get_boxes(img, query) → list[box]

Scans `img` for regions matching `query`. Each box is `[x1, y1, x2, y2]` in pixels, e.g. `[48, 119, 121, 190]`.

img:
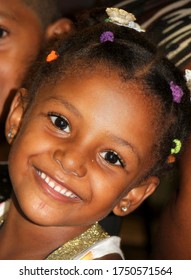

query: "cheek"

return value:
[90, 170, 128, 205]
[0, 59, 22, 84]
[8, 121, 55, 183]
[0, 70, 26, 119]
[8, 139, 29, 186]
[8, 126, 39, 171]
[0, 67, 18, 105]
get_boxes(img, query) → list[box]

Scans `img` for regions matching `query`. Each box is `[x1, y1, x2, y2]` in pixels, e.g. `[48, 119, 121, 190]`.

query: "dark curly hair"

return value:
[22, 7, 191, 181]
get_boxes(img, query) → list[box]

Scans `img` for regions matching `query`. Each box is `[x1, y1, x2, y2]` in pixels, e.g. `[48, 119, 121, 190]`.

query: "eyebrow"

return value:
[109, 134, 140, 161]
[47, 97, 82, 118]
[0, 11, 18, 22]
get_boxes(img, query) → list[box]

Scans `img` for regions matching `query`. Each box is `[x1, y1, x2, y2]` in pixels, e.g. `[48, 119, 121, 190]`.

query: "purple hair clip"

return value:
[170, 81, 184, 103]
[100, 31, 114, 43]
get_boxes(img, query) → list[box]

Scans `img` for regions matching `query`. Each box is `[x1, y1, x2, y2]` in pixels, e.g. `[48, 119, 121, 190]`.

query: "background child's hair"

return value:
[22, 0, 62, 28]
[22, 7, 191, 182]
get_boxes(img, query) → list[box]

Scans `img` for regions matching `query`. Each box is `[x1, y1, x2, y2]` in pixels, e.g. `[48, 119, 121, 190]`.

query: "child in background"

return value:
[0, 7, 191, 260]
[0, 0, 73, 201]
[0, 0, 73, 160]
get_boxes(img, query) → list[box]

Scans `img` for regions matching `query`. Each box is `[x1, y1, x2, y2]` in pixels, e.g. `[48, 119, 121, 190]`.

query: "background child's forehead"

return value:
[0, 0, 40, 19]
[19, 0, 62, 28]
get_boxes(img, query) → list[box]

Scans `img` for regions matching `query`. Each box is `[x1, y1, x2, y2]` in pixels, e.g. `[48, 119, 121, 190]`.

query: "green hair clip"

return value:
[171, 139, 182, 154]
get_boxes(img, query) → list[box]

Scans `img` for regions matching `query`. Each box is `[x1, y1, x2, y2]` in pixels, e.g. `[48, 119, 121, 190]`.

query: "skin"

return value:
[0, 0, 73, 160]
[0, 70, 159, 259]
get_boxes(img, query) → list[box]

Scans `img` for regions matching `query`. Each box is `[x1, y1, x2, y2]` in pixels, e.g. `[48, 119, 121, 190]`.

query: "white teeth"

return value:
[60, 189, 67, 195]
[41, 172, 46, 179]
[70, 194, 77, 198]
[45, 177, 50, 184]
[48, 181, 55, 188]
[54, 186, 61, 192]
[64, 190, 72, 197]
[37, 170, 77, 199]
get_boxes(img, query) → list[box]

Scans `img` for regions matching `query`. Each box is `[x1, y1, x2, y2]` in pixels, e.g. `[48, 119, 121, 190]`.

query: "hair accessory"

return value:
[105, 7, 145, 32]
[46, 50, 59, 62]
[100, 31, 115, 43]
[170, 81, 184, 103]
[167, 154, 176, 164]
[171, 139, 182, 155]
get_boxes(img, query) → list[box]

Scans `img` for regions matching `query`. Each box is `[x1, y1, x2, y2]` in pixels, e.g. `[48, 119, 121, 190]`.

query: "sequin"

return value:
[46, 223, 109, 260]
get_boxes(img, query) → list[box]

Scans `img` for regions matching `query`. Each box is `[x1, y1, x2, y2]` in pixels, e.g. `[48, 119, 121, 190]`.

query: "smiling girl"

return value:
[0, 7, 191, 260]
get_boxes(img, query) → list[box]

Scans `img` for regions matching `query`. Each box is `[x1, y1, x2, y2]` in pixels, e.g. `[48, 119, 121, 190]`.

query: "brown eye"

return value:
[49, 114, 70, 133]
[100, 151, 125, 167]
[0, 27, 8, 38]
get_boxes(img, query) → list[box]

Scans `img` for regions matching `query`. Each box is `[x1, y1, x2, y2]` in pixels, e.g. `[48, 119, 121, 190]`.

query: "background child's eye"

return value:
[100, 151, 125, 167]
[0, 27, 8, 39]
[49, 114, 70, 133]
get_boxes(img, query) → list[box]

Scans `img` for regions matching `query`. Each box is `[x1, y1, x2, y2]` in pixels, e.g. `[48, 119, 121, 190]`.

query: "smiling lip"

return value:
[36, 169, 79, 201]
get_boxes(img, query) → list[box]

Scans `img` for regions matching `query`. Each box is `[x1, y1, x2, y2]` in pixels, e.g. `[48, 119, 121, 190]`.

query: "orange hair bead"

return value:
[46, 50, 59, 62]
[167, 154, 176, 164]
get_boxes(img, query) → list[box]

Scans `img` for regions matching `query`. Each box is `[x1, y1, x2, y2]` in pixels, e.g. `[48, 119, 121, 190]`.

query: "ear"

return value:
[113, 176, 159, 216]
[45, 18, 74, 41]
[5, 88, 27, 144]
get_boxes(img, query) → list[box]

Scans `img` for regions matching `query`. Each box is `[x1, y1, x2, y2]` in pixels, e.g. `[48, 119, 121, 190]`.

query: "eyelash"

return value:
[48, 112, 70, 133]
[100, 150, 125, 168]
[0, 27, 9, 39]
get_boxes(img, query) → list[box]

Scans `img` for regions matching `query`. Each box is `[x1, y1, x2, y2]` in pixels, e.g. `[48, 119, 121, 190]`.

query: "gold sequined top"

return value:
[46, 223, 109, 260]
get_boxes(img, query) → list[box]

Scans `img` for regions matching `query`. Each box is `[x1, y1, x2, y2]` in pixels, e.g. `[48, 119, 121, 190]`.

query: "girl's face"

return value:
[8, 72, 159, 227]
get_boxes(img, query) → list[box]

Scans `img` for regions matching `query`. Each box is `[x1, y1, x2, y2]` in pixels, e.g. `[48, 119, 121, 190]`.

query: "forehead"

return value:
[39, 67, 161, 123]
[0, 0, 41, 28]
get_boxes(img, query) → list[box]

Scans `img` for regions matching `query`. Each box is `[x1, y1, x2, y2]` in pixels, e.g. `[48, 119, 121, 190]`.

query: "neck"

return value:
[0, 198, 90, 260]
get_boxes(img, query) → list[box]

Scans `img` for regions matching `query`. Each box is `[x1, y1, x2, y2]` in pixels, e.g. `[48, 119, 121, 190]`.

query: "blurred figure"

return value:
[0, 0, 74, 200]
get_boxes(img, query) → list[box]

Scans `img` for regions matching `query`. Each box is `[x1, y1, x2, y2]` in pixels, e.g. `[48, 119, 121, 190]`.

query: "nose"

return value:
[53, 148, 87, 178]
